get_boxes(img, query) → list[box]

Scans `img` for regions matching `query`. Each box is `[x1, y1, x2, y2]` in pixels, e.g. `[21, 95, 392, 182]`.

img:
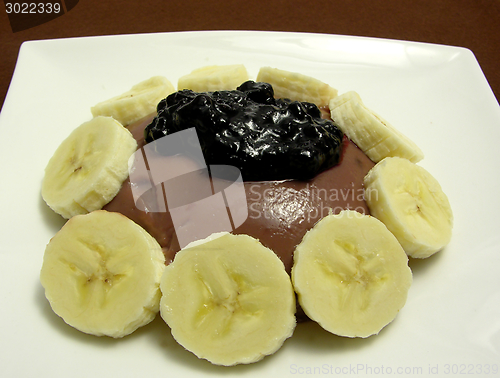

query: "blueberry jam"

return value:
[144, 81, 344, 181]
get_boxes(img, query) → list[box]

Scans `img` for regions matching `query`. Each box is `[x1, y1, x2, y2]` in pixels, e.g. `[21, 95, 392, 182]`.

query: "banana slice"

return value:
[329, 91, 424, 163]
[364, 157, 453, 258]
[160, 232, 296, 366]
[291, 210, 412, 338]
[40, 210, 165, 338]
[41, 116, 137, 219]
[256, 66, 338, 107]
[178, 64, 249, 92]
[91, 76, 175, 126]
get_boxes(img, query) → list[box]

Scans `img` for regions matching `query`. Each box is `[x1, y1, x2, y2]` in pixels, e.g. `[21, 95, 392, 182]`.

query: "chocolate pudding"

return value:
[104, 114, 375, 273]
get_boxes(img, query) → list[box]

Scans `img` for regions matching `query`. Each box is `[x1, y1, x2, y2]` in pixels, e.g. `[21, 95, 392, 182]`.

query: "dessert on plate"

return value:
[39, 64, 453, 366]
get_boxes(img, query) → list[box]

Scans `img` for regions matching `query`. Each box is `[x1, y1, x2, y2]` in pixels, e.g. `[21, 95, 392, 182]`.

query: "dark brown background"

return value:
[1, 0, 499, 110]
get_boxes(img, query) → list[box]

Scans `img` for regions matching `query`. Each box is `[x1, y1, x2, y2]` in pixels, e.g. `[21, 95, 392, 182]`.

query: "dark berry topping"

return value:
[144, 81, 344, 181]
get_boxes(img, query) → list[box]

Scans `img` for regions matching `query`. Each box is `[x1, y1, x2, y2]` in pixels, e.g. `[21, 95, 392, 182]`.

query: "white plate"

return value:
[1, 31, 499, 377]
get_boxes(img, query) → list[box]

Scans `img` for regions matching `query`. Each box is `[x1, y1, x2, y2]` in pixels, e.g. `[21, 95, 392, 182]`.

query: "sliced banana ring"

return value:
[41, 116, 137, 219]
[91, 76, 175, 126]
[178, 64, 250, 92]
[160, 232, 296, 366]
[329, 91, 424, 163]
[291, 210, 412, 338]
[257, 66, 338, 107]
[364, 156, 453, 258]
[40, 210, 165, 338]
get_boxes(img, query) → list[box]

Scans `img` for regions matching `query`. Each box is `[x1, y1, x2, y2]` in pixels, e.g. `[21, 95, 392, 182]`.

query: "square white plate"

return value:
[1, 31, 499, 377]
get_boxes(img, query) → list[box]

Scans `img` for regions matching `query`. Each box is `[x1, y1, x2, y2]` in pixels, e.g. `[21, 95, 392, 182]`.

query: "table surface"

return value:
[1, 0, 499, 110]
